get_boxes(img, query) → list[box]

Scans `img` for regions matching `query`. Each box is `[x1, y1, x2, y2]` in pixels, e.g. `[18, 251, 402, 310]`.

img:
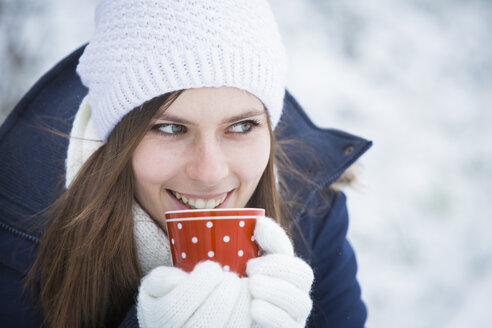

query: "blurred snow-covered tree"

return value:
[0, 0, 96, 124]
[0, 0, 48, 123]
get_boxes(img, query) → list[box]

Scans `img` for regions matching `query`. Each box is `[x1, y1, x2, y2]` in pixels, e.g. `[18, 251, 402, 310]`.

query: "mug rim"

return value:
[164, 207, 265, 214]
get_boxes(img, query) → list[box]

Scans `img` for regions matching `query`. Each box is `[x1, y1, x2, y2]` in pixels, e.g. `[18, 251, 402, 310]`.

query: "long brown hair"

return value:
[28, 90, 288, 327]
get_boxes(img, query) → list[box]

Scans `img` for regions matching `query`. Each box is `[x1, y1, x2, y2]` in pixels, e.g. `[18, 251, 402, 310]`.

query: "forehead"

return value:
[162, 87, 265, 118]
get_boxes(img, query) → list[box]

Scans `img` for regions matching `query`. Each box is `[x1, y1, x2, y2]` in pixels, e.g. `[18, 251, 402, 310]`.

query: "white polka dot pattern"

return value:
[164, 213, 263, 277]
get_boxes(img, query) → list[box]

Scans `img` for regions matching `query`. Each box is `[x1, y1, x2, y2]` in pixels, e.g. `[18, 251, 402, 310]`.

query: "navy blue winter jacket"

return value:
[0, 45, 371, 327]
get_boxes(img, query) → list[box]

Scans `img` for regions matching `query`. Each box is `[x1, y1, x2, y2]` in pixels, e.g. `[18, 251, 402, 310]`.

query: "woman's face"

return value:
[132, 87, 271, 222]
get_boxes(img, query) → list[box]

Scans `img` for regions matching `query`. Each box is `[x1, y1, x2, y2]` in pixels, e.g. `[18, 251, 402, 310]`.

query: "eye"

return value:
[153, 123, 187, 136]
[227, 120, 260, 134]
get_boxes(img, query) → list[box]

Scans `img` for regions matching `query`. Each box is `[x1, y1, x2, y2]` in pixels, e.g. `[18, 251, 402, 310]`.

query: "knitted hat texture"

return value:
[77, 0, 288, 141]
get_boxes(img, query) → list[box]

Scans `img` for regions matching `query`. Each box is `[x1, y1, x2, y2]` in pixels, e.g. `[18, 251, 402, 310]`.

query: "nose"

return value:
[185, 135, 229, 186]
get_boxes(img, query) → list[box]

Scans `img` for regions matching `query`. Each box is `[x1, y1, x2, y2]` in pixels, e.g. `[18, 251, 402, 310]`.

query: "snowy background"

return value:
[1, 0, 491, 327]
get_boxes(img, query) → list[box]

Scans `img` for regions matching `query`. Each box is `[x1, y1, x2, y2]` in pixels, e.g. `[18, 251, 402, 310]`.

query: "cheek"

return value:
[232, 134, 271, 182]
[132, 140, 177, 188]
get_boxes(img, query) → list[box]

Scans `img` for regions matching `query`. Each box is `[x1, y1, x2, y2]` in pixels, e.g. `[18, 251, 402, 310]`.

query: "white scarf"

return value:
[65, 96, 172, 276]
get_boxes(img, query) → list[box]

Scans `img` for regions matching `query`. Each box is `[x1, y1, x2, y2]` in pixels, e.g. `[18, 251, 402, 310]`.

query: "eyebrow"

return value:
[157, 109, 266, 125]
[222, 110, 266, 124]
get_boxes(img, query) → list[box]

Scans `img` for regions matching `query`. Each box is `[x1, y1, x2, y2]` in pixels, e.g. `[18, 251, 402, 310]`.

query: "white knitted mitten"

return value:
[247, 217, 314, 328]
[137, 261, 252, 328]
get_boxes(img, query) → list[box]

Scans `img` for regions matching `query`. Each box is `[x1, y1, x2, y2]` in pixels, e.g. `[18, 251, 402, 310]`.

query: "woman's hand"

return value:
[247, 217, 314, 328]
[137, 261, 252, 328]
[136, 216, 314, 328]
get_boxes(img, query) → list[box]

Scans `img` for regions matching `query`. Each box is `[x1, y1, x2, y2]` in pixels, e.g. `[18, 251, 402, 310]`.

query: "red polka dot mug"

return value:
[165, 208, 264, 277]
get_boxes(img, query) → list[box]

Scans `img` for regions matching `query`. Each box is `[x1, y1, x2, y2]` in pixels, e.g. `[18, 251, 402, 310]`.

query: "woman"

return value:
[0, 0, 370, 327]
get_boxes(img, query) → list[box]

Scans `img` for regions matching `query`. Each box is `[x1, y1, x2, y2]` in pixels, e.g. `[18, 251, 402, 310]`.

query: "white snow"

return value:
[1, 0, 491, 327]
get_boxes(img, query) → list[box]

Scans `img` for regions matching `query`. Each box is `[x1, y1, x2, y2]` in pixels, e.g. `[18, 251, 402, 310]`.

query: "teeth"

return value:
[206, 199, 215, 208]
[171, 190, 227, 209]
[194, 199, 205, 209]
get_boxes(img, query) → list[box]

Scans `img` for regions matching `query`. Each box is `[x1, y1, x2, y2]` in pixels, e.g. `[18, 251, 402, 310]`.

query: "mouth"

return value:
[166, 189, 230, 209]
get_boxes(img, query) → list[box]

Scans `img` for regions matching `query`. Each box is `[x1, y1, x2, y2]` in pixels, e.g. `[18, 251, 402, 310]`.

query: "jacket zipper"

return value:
[0, 221, 40, 244]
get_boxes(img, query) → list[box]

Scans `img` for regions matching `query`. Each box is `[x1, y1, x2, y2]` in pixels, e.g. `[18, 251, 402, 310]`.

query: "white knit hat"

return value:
[76, 0, 288, 141]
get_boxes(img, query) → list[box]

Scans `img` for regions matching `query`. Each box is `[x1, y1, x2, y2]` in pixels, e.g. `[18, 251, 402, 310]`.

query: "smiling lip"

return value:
[166, 189, 232, 209]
